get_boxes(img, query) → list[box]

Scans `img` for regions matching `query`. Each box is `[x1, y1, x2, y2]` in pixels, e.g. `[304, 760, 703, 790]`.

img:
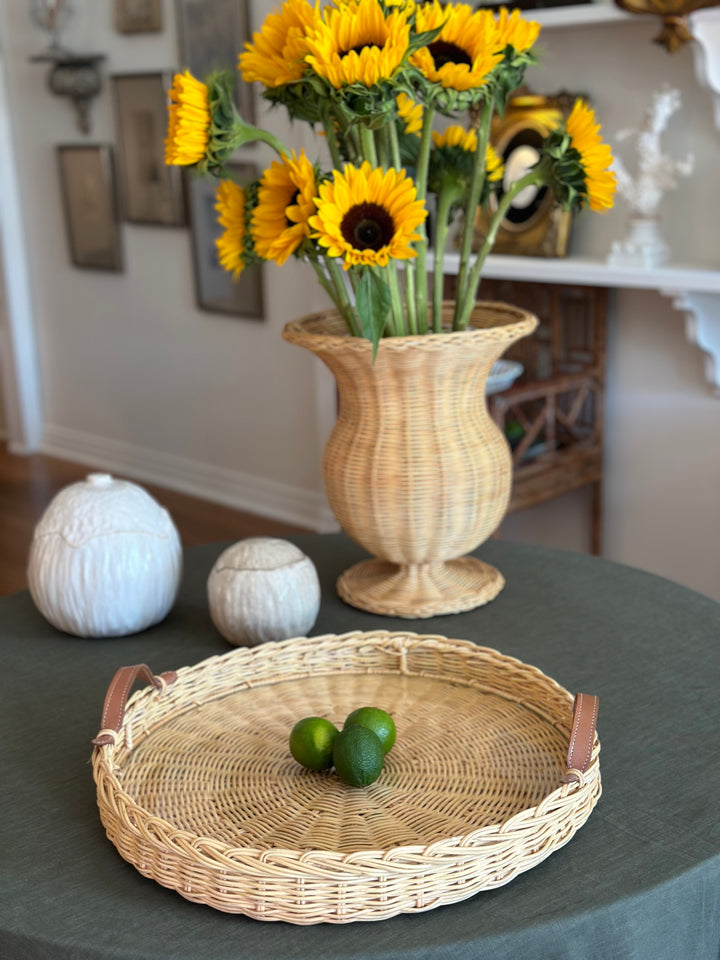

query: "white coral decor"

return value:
[207, 537, 320, 646]
[28, 473, 182, 637]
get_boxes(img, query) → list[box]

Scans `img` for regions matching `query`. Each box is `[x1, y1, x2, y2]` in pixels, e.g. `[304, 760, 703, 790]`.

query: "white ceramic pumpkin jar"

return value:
[207, 537, 320, 646]
[28, 473, 182, 637]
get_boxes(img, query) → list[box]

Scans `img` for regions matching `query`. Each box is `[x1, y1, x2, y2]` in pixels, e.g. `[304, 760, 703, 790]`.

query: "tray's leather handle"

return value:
[91, 664, 177, 746]
[562, 692, 599, 785]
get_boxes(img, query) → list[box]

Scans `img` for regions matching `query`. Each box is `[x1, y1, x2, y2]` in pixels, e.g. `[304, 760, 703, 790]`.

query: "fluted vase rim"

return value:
[282, 301, 538, 354]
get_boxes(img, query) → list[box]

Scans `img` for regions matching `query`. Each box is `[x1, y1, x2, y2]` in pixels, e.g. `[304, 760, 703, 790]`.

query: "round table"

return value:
[2, 536, 719, 960]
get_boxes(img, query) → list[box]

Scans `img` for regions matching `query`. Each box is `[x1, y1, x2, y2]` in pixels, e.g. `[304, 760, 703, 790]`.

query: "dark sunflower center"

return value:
[428, 40, 472, 70]
[285, 189, 301, 227]
[341, 202, 395, 251]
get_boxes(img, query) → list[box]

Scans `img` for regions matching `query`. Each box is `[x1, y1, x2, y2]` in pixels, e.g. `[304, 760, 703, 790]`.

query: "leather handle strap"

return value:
[562, 692, 599, 784]
[91, 664, 177, 746]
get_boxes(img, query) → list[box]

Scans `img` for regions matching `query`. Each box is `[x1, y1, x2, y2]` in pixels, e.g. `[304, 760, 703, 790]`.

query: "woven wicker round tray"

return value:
[91, 631, 601, 924]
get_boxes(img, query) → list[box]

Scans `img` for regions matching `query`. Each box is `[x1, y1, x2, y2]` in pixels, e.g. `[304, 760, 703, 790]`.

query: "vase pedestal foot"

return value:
[336, 556, 505, 619]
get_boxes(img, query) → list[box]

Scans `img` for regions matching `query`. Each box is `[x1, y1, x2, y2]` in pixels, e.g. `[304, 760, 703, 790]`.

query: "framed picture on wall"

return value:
[57, 145, 124, 271]
[186, 163, 264, 319]
[176, 0, 255, 123]
[112, 72, 186, 226]
[114, 0, 163, 33]
[473, 93, 575, 257]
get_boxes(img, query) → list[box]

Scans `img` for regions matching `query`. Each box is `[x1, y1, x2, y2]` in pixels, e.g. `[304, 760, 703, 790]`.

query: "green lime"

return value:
[332, 725, 385, 787]
[289, 717, 339, 771]
[344, 706, 396, 754]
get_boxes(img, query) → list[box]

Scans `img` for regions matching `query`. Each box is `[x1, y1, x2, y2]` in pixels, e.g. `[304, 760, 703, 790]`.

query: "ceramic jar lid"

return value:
[33, 473, 178, 547]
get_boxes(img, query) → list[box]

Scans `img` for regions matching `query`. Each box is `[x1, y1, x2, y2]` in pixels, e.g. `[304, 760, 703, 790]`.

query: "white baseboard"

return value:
[42, 424, 340, 534]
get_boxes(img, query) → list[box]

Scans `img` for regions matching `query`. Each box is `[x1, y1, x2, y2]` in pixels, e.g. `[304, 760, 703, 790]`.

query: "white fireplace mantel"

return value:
[439, 252, 720, 395]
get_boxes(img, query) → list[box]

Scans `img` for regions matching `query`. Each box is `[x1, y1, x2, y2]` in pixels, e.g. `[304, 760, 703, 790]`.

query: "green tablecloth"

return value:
[2, 536, 719, 960]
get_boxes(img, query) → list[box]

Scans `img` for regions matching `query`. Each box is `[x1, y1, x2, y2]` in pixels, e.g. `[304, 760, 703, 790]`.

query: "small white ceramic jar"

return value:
[28, 473, 182, 637]
[207, 537, 320, 646]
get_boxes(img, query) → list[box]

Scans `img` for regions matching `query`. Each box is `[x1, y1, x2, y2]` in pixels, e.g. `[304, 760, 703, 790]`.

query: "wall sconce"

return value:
[613, 0, 720, 52]
[29, 1, 105, 133]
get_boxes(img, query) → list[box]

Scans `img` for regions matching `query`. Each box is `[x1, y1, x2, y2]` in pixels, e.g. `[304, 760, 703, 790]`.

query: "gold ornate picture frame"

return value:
[473, 93, 576, 258]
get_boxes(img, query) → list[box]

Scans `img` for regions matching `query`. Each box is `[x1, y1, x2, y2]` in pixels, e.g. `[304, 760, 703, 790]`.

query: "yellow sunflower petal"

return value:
[305, 0, 410, 89]
[251, 150, 318, 265]
[485, 143, 504, 182]
[494, 7, 540, 54]
[239, 0, 318, 88]
[165, 71, 210, 166]
[396, 92, 423, 136]
[432, 125, 477, 152]
[411, 2, 502, 92]
[567, 99, 617, 212]
[215, 180, 248, 278]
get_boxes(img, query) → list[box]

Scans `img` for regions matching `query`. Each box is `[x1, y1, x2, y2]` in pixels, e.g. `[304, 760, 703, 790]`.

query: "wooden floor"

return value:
[0, 443, 308, 597]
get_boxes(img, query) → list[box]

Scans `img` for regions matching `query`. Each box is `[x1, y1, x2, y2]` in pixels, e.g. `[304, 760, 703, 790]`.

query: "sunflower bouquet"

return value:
[165, 0, 616, 354]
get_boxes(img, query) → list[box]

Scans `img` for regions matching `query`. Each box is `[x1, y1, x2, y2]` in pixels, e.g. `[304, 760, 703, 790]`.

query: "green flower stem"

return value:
[359, 125, 378, 167]
[456, 167, 546, 331]
[227, 120, 289, 159]
[387, 119, 417, 334]
[321, 112, 344, 171]
[404, 263, 417, 335]
[432, 187, 459, 333]
[325, 257, 360, 337]
[308, 255, 340, 308]
[413, 103, 436, 333]
[452, 99, 493, 329]
[387, 117, 403, 173]
[386, 262, 407, 336]
[376, 125, 391, 169]
[345, 127, 362, 165]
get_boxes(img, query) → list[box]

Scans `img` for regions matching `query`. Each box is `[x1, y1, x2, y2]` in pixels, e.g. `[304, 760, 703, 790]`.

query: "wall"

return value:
[1, 1, 719, 599]
[0, 0, 337, 529]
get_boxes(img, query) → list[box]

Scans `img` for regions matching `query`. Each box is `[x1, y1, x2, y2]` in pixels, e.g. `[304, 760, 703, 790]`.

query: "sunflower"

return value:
[239, 0, 318, 88]
[251, 151, 318, 265]
[429, 125, 476, 197]
[486, 143, 504, 182]
[493, 7, 540, 55]
[215, 180, 248, 278]
[304, 0, 411, 89]
[397, 92, 423, 135]
[309, 161, 426, 269]
[165, 71, 211, 166]
[411, 2, 502, 92]
[432, 125, 477, 152]
[565, 99, 616, 212]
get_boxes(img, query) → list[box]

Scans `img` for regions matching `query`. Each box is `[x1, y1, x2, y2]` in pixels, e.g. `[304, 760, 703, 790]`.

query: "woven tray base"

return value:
[336, 557, 505, 617]
[119, 672, 565, 853]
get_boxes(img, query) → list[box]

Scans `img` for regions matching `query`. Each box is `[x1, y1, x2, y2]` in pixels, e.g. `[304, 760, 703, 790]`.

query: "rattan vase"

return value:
[282, 302, 538, 617]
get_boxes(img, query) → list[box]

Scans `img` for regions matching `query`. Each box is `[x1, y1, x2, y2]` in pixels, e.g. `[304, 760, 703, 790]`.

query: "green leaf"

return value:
[356, 270, 390, 360]
[407, 23, 445, 54]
